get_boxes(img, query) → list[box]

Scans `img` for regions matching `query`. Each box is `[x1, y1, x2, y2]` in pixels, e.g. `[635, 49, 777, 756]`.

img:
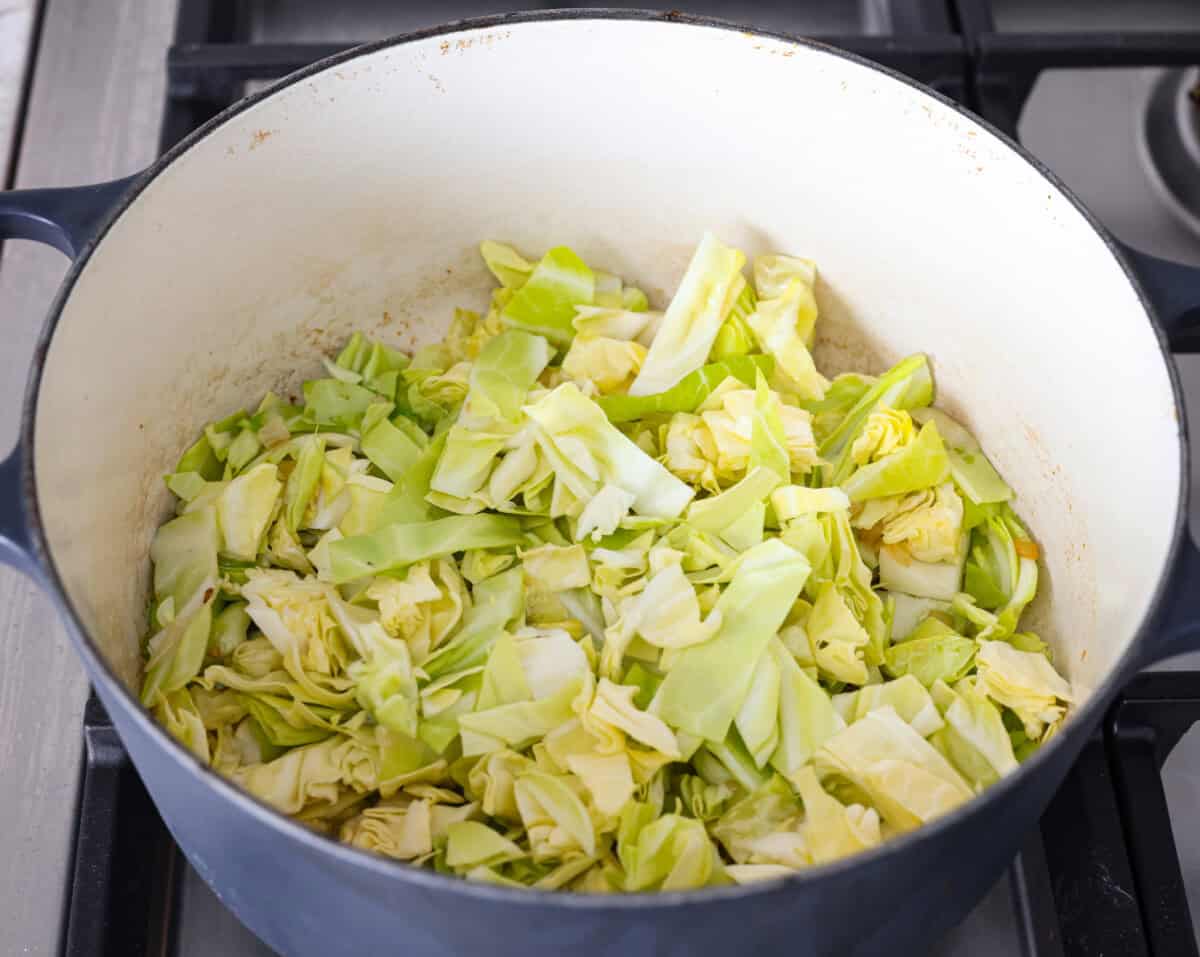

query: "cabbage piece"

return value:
[480, 240, 535, 289]
[364, 432, 447, 529]
[571, 305, 660, 344]
[234, 734, 375, 815]
[141, 507, 220, 704]
[242, 570, 352, 686]
[513, 769, 596, 859]
[651, 539, 810, 741]
[733, 646, 781, 768]
[815, 706, 972, 832]
[446, 820, 526, 869]
[460, 548, 517, 585]
[711, 313, 756, 362]
[429, 331, 553, 507]
[710, 273, 758, 361]
[466, 749, 536, 821]
[802, 373, 873, 444]
[686, 466, 782, 533]
[807, 580, 870, 686]
[960, 506, 1039, 635]
[520, 543, 591, 592]
[154, 688, 210, 762]
[217, 463, 282, 562]
[612, 562, 720, 655]
[856, 481, 964, 565]
[629, 233, 747, 397]
[834, 674, 944, 737]
[850, 407, 915, 465]
[711, 776, 807, 869]
[338, 474, 393, 537]
[884, 632, 976, 687]
[562, 336, 646, 394]
[303, 378, 376, 431]
[402, 363, 470, 429]
[975, 640, 1072, 740]
[501, 246, 595, 346]
[769, 639, 845, 775]
[361, 417, 423, 483]
[791, 766, 881, 865]
[458, 677, 583, 756]
[597, 356, 772, 423]
[754, 254, 816, 301]
[912, 408, 1012, 506]
[523, 383, 695, 519]
[698, 730, 767, 792]
[366, 559, 467, 664]
[705, 386, 819, 482]
[517, 631, 591, 701]
[718, 502, 765, 551]
[239, 693, 336, 748]
[750, 370, 791, 481]
[889, 593, 950, 641]
[357, 340, 412, 398]
[210, 602, 251, 657]
[422, 566, 525, 680]
[667, 386, 817, 491]
[771, 486, 850, 520]
[575, 484, 637, 543]
[333, 332, 370, 372]
[800, 510, 887, 667]
[166, 471, 209, 503]
[461, 329, 554, 430]
[341, 799, 436, 860]
[565, 751, 635, 817]
[746, 262, 827, 401]
[174, 433, 223, 481]
[820, 354, 935, 483]
[589, 678, 680, 759]
[664, 413, 720, 492]
[327, 514, 524, 584]
[349, 626, 421, 736]
[878, 533, 967, 602]
[842, 420, 949, 502]
[930, 678, 1017, 787]
[621, 812, 725, 890]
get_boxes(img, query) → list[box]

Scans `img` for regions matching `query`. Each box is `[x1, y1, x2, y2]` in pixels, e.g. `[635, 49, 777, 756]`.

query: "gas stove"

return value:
[24, 1, 1200, 955]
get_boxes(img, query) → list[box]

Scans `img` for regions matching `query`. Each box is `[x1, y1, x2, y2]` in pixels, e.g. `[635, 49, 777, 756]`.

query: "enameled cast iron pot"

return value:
[5, 12, 1200, 956]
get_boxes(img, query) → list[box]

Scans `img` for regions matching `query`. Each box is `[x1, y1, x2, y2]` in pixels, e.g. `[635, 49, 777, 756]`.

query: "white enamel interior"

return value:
[32, 19, 1181, 704]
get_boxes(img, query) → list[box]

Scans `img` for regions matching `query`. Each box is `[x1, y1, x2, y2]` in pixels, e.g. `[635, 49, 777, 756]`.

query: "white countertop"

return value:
[0, 1, 174, 953]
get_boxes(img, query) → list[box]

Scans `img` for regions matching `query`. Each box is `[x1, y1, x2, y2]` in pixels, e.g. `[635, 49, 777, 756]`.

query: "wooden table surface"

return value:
[0, 2, 175, 952]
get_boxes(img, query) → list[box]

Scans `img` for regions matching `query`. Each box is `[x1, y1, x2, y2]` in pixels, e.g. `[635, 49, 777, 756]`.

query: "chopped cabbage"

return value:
[629, 232, 747, 397]
[145, 236, 1066, 891]
[523, 382, 695, 519]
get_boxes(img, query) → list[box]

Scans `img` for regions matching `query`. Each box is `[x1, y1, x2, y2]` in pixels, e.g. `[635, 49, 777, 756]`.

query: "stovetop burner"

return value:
[1143, 67, 1200, 238]
[53, 2, 1200, 955]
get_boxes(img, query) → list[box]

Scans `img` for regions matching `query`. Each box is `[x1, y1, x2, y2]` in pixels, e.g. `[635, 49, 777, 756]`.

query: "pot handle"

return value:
[0, 175, 136, 258]
[0, 175, 137, 580]
[0, 447, 38, 580]
[1120, 241, 1200, 662]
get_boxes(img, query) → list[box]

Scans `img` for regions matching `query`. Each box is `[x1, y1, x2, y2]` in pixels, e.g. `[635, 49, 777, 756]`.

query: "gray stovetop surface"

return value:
[6, 2, 1200, 954]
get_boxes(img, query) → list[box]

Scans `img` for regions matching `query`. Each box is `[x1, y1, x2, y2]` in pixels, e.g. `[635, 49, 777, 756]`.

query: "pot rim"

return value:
[18, 8, 1190, 910]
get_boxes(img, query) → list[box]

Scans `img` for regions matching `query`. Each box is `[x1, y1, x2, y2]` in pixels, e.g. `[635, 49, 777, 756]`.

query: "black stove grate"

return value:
[59, 2, 1200, 955]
